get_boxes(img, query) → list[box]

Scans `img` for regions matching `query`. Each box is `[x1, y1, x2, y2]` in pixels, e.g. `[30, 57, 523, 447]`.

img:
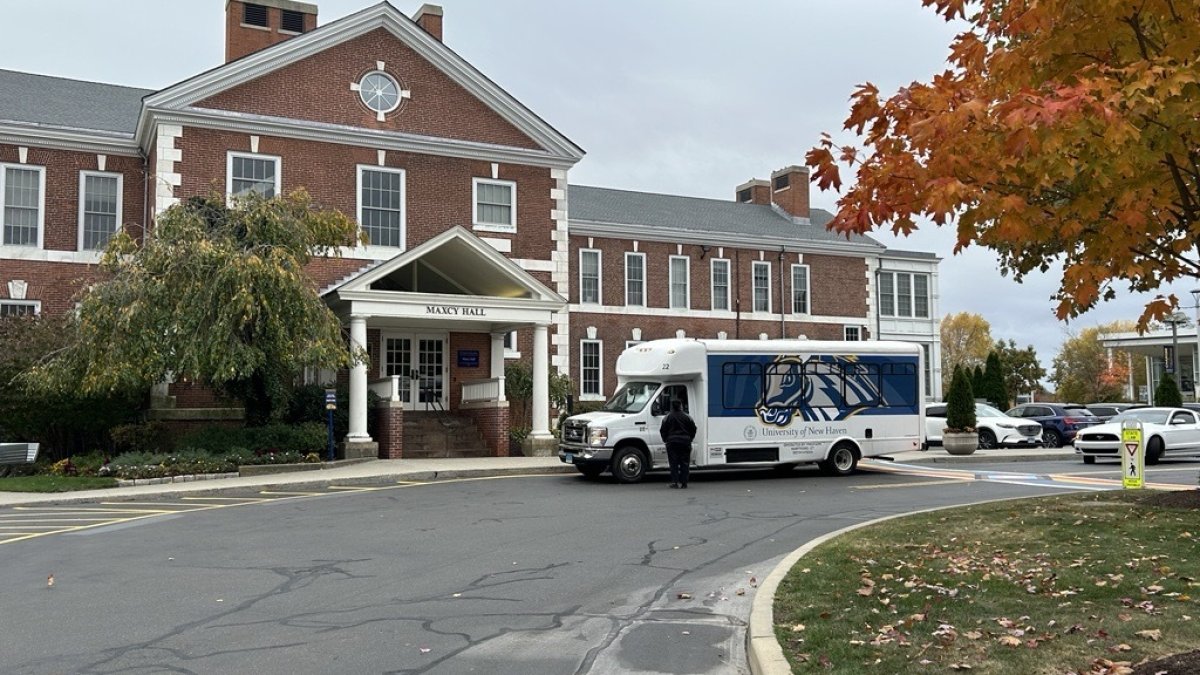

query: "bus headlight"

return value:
[588, 426, 608, 446]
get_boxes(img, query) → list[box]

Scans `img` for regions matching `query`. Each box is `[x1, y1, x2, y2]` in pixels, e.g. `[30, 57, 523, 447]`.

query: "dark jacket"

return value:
[659, 410, 698, 445]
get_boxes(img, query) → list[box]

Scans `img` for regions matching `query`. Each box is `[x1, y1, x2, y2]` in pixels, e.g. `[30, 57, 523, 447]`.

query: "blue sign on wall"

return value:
[458, 350, 480, 368]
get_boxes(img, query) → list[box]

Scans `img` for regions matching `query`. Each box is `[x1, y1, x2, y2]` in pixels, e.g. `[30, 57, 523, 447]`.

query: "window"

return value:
[280, 9, 306, 33]
[243, 2, 268, 26]
[722, 361, 763, 409]
[358, 71, 402, 115]
[791, 264, 809, 314]
[0, 301, 39, 317]
[580, 340, 602, 398]
[625, 340, 644, 350]
[752, 261, 771, 313]
[79, 172, 122, 251]
[878, 271, 931, 318]
[473, 178, 516, 231]
[922, 344, 932, 397]
[2, 164, 44, 247]
[773, 174, 789, 190]
[711, 259, 730, 311]
[669, 256, 689, 309]
[737, 188, 752, 203]
[357, 166, 405, 248]
[227, 153, 279, 199]
[624, 252, 645, 306]
[844, 326, 861, 341]
[503, 331, 520, 358]
[579, 249, 601, 304]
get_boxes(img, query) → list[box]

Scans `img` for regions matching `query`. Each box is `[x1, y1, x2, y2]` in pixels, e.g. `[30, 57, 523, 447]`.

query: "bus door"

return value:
[650, 384, 693, 466]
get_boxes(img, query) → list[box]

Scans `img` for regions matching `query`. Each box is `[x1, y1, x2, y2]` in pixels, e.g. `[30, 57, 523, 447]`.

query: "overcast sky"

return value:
[2, 0, 1194, 383]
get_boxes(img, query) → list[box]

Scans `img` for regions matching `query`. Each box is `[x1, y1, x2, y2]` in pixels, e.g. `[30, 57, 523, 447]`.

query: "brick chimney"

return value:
[226, 0, 318, 63]
[413, 4, 444, 41]
[769, 165, 811, 220]
[735, 179, 770, 206]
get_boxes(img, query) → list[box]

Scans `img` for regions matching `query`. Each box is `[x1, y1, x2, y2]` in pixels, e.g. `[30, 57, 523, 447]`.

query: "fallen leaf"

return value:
[677, 593, 692, 600]
[419, 647, 431, 654]
[964, 631, 983, 640]
[791, 623, 806, 632]
[857, 587, 874, 596]
[1136, 629, 1162, 641]
[998, 636, 1022, 647]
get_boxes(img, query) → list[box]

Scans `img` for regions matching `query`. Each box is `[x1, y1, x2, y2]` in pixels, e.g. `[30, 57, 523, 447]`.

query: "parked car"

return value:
[925, 402, 1044, 450]
[1085, 402, 1146, 422]
[1004, 403, 1102, 447]
[1074, 406, 1200, 464]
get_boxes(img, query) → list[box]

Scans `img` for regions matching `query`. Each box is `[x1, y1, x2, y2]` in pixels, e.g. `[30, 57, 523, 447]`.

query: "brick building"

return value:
[0, 1, 940, 458]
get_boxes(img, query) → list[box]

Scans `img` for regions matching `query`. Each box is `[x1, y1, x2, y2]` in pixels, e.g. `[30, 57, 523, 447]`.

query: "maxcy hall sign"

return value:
[426, 305, 486, 317]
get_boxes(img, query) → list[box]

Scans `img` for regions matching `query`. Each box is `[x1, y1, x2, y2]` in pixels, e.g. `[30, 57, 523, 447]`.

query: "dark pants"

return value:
[666, 442, 691, 486]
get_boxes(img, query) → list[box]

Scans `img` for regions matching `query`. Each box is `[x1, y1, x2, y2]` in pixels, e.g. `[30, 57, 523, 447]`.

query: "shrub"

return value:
[110, 422, 172, 454]
[176, 423, 326, 455]
[285, 384, 379, 439]
[945, 365, 977, 432]
[1156, 373, 1183, 407]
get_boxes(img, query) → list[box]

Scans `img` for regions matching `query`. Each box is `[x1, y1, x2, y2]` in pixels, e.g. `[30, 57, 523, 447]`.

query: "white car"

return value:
[925, 402, 1044, 450]
[1074, 407, 1200, 465]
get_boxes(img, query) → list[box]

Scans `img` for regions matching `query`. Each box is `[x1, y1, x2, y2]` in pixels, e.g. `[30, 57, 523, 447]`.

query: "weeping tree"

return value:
[27, 191, 366, 425]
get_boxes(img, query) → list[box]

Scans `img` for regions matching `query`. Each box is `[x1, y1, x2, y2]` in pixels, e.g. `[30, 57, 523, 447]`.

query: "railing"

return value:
[461, 377, 505, 404]
[369, 376, 403, 402]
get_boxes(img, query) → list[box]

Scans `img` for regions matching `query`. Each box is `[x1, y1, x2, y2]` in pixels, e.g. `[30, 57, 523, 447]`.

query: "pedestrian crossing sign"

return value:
[1121, 423, 1144, 489]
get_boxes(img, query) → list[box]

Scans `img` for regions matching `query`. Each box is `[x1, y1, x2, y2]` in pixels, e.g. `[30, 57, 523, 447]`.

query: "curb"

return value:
[901, 451, 1077, 465]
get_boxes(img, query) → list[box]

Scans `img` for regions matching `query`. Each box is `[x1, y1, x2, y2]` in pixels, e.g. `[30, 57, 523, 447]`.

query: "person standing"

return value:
[659, 399, 697, 489]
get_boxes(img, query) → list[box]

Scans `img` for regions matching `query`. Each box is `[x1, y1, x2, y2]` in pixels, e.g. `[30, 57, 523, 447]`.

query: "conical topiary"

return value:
[946, 365, 978, 432]
[1156, 373, 1183, 407]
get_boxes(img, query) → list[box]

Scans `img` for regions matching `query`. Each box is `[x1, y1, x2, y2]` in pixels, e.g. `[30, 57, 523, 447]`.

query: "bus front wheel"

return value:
[820, 444, 859, 476]
[612, 446, 647, 483]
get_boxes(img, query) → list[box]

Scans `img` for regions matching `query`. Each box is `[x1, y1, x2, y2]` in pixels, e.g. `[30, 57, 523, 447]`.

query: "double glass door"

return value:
[382, 334, 446, 408]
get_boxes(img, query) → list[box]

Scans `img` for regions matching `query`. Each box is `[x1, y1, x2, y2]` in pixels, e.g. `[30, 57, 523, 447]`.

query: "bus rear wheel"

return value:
[820, 443, 859, 476]
[611, 446, 647, 483]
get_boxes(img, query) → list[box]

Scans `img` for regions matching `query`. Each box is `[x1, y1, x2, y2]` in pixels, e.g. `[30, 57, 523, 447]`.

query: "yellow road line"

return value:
[180, 496, 271, 502]
[326, 485, 386, 491]
[257, 490, 325, 496]
[0, 517, 115, 522]
[19, 506, 178, 514]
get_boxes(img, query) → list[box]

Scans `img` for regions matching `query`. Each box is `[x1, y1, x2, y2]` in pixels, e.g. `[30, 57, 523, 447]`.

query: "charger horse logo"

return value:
[756, 355, 880, 427]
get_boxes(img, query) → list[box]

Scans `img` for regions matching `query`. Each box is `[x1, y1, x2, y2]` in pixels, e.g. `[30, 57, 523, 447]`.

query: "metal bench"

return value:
[0, 442, 40, 465]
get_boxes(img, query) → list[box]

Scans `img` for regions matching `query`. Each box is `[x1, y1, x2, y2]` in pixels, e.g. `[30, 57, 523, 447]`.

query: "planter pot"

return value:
[943, 431, 978, 455]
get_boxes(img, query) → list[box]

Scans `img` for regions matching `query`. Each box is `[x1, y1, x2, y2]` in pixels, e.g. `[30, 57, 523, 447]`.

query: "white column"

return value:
[348, 314, 372, 442]
[530, 323, 552, 439]
[491, 331, 507, 402]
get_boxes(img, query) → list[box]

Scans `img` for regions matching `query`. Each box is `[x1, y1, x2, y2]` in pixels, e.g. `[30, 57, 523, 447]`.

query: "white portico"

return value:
[322, 226, 566, 454]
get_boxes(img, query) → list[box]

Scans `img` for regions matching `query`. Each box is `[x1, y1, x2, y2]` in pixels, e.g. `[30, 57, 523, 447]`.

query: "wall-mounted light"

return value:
[700, 245, 711, 259]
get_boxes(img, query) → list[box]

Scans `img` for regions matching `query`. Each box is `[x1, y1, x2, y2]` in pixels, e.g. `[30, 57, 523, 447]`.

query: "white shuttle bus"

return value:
[558, 338, 924, 482]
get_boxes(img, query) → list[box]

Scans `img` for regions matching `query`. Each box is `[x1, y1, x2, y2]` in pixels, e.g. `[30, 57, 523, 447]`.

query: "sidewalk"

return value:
[0, 446, 1078, 507]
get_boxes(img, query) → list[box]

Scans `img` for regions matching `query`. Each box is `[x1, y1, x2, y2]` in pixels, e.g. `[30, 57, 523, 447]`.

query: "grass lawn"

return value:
[0, 475, 119, 492]
[774, 491, 1199, 674]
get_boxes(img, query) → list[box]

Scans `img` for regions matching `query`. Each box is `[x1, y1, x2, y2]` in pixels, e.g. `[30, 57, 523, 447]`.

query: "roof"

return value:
[0, 69, 152, 136]
[568, 185, 882, 247]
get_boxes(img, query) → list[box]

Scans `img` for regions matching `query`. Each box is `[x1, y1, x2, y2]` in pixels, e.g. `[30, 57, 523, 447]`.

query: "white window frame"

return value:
[625, 252, 646, 307]
[878, 271, 931, 319]
[78, 171, 123, 252]
[791, 263, 810, 315]
[579, 248, 602, 305]
[752, 261, 772, 313]
[226, 151, 281, 199]
[504, 330, 521, 359]
[356, 165, 407, 250]
[710, 258, 730, 311]
[1, 163, 46, 249]
[471, 177, 517, 233]
[844, 325, 862, 341]
[669, 255, 690, 309]
[0, 300, 41, 317]
[580, 339, 604, 400]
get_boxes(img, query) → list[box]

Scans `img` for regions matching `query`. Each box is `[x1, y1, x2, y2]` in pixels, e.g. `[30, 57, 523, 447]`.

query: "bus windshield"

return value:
[601, 381, 659, 414]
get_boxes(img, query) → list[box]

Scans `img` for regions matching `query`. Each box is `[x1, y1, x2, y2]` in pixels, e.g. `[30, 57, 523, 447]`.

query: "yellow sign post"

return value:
[1121, 422, 1144, 489]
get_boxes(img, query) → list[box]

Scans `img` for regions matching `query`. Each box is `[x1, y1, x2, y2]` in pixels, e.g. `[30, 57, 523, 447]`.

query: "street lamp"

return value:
[1162, 312, 1187, 387]
[1191, 289, 1200, 399]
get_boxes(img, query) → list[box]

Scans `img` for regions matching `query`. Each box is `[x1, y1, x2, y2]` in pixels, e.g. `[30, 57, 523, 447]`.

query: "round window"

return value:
[358, 71, 402, 114]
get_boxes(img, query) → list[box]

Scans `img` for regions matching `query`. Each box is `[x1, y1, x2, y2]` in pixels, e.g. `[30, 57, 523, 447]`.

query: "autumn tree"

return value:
[940, 312, 992, 393]
[808, 1, 1200, 328]
[1050, 325, 1132, 403]
[993, 339, 1046, 402]
[28, 191, 365, 425]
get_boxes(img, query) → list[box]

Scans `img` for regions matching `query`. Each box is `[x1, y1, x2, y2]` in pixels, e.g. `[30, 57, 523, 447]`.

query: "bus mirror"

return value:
[651, 401, 662, 416]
